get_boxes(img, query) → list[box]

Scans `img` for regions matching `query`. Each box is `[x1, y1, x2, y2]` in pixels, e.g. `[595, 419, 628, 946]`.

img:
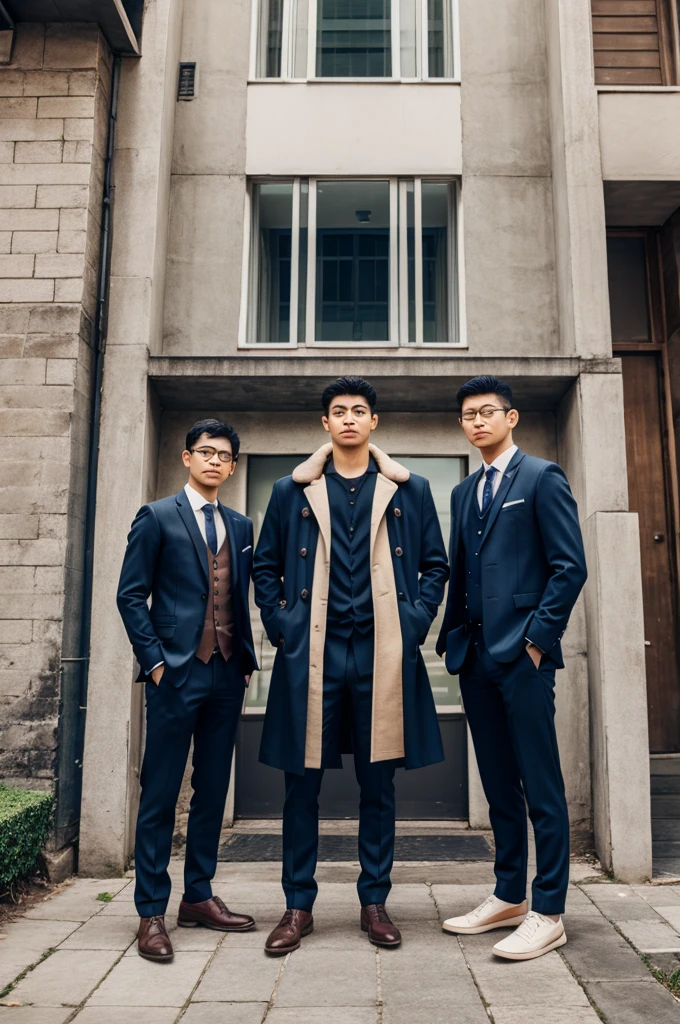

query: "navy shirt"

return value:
[325, 456, 378, 637]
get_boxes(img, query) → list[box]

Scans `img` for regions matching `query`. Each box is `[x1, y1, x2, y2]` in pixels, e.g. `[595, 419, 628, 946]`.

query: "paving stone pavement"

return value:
[0, 863, 679, 1022]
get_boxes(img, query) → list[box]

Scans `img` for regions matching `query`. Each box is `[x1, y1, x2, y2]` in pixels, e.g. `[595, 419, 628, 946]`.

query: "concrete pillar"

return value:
[79, 0, 184, 876]
[543, 0, 612, 359]
[559, 374, 652, 881]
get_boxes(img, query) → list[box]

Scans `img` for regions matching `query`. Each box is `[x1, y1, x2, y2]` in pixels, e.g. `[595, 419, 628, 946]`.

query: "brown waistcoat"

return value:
[195, 539, 235, 663]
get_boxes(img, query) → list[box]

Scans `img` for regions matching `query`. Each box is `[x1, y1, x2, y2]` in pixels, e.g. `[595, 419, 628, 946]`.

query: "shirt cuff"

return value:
[148, 661, 164, 674]
[525, 638, 545, 654]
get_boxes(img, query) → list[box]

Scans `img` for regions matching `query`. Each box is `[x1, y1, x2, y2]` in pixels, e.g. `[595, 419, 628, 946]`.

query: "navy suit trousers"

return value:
[460, 635, 570, 915]
[134, 653, 246, 916]
[282, 631, 396, 911]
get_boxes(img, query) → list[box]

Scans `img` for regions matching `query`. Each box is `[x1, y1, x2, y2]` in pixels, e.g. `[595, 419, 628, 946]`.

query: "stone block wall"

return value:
[0, 23, 111, 818]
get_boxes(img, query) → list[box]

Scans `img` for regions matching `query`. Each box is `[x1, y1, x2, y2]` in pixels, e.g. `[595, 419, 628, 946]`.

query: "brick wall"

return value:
[0, 23, 111, 816]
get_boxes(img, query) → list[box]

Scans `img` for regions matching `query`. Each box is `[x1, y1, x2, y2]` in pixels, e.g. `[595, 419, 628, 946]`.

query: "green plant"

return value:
[96, 892, 114, 902]
[0, 785, 53, 890]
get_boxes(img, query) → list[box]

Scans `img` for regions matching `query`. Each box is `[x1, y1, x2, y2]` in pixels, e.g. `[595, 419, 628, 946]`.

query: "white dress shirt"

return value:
[149, 485, 226, 675]
[184, 482, 226, 553]
[476, 444, 518, 510]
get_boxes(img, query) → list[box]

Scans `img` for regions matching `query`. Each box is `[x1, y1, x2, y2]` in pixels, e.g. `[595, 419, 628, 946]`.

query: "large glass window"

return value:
[245, 453, 464, 711]
[256, 0, 456, 79]
[246, 177, 460, 347]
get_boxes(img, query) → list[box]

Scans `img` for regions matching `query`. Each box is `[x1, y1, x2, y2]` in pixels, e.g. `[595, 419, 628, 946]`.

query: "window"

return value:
[255, 0, 456, 79]
[244, 178, 461, 347]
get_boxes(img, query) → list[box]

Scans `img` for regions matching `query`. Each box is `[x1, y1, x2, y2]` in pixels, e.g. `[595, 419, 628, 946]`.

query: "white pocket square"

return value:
[242, 545, 252, 552]
[502, 499, 524, 508]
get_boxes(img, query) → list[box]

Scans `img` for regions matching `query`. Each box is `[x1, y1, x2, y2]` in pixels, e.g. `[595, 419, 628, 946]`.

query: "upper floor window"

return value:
[255, 0, 456, 80]
[242, 177, 462, 347]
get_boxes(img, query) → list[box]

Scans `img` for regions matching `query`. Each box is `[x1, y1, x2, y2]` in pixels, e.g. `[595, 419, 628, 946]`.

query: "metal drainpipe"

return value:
[55, 56, 122, 859]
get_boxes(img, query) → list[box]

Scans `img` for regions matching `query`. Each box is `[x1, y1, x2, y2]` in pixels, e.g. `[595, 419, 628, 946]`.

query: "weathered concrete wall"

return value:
[0, 24, 111, 805]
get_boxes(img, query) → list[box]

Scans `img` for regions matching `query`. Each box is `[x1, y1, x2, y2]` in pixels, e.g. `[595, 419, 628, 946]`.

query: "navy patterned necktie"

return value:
[202, 503, 219, 554]
[481, 466, 497, 518]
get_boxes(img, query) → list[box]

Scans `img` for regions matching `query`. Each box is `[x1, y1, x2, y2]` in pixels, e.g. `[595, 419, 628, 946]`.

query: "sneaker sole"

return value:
[492, 932, 567, 961]
[264, 921, 314, 956]
[442, 914, 527, 935]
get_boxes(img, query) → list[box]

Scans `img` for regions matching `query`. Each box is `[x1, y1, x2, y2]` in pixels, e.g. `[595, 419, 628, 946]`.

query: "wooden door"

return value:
[621, 353, 680, 751]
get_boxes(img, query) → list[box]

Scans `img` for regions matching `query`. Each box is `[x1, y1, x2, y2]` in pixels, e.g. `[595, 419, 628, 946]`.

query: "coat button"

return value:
[201, 594, 207, 600]
[395, 547, 403, 557]
[300, 547, 307, 557]
[279, 598, 287, 609]
[394, 508, 402, 518]
[301, 588, 309, 600]
[301, 507, 310, 518]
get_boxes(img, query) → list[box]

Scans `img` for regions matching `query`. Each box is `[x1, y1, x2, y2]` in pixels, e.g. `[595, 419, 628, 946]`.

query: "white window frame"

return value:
[250, 0, 460, 82]
[239, 176, 466, 349]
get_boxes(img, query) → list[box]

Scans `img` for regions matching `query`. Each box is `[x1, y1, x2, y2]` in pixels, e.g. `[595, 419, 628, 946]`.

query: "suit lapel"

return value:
[176, 490, 210, 586]
[218, 503, 239, 587]
[478, 449, 526, 551]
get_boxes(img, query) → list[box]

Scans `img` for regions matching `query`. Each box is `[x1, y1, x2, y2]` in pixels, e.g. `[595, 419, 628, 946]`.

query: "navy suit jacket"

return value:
[436, 449, 587, 674]
[117, 489, 258, 687]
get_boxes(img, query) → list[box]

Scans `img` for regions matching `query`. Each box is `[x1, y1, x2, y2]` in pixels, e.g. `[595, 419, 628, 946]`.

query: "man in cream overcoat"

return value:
[253, 377, 449, 955]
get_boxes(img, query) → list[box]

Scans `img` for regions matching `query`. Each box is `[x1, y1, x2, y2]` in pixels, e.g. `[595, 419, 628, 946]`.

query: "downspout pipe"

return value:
[56, 56, 122, 859]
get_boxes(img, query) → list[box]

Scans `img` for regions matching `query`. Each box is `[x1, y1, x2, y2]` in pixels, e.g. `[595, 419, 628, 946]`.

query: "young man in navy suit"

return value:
[117, 419, 258, 962]
[437, 376, 587, 961]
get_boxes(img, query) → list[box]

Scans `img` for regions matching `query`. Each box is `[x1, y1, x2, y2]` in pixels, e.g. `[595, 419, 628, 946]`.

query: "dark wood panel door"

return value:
[621, 353, 680, 751]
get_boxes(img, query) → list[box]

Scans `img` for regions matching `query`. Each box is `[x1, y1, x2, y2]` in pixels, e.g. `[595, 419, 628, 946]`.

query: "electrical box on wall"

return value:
[178, 62, 197, 100]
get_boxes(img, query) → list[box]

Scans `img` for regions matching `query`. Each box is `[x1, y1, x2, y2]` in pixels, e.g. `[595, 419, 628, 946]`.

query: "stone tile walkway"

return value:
[0, 862, 679, 1023]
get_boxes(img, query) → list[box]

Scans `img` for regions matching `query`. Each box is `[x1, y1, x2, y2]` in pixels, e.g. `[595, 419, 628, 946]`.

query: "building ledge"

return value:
[3, 1, 141, 55]
[147, 356, 618, 412]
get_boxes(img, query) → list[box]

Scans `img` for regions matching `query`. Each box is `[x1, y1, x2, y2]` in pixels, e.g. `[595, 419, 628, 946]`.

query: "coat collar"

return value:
[292, 442, 410, 485]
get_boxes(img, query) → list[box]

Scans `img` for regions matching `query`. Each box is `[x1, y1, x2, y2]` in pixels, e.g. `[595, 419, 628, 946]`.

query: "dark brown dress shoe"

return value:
[264, 909, 314, 956]
[138, 915, 174, 962]
[177, 895, 255, 932]
[361, 904, 402, 948]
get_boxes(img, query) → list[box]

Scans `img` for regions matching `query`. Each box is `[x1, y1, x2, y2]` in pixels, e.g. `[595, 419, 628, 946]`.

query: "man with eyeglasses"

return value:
[117, 419, 258, 962]
[436, 376, 587, 961]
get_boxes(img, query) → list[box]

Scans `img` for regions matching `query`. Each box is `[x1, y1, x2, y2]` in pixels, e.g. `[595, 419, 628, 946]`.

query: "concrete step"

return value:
[651, 775, 680, 795]
[650, 755, 680, 776]
[652, 794, 680, 816]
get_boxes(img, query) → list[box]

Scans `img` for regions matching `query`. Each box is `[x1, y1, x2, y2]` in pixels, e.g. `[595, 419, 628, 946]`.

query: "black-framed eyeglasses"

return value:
[191, 447, 234, 464]
[460, 406, 507, 423]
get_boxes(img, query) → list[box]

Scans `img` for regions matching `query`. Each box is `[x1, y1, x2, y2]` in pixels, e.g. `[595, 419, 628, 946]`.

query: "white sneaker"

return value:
[492, 911, 567, 960]
[442, 895, 528, 935]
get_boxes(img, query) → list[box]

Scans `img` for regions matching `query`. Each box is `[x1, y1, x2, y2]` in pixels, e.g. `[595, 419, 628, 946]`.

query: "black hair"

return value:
[456, 376, 513, 412]
[321, 377, 377, 415]
[185, 419, 240, 460]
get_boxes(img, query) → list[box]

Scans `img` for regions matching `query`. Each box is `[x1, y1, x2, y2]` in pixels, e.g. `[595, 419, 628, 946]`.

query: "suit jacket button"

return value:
[279, 599, 287, 609]
[300, 547, 307, 557]
[301, 507, 310, 518]
[395, 546, 403, 557]
[301, 588, 309, 600]
[394, 508, 402, 518]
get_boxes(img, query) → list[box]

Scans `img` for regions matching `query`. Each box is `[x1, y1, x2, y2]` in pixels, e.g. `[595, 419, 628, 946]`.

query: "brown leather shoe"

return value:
[138, 915, 174, 962]
[361, 904, 402, 948]
[264, 909, 314, 956]
[177, 895, 255, 932]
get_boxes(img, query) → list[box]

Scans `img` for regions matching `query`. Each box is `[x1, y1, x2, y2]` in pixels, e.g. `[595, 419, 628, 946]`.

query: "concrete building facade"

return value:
[1, 0, 678, 883]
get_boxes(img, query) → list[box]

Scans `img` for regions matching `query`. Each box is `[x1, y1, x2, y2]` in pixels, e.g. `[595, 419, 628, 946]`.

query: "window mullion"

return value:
[391, 0, 401, 78]
[398, 181, 408, 345]
[289, 178, 300, 346]
[414, 177, 423, 345]
[281, 0, 292, 78]
[306, 0, 317, 79]
[390, 178, 399, 345]
[420, 0, 428, 80]
[305, 178, 317, 344]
